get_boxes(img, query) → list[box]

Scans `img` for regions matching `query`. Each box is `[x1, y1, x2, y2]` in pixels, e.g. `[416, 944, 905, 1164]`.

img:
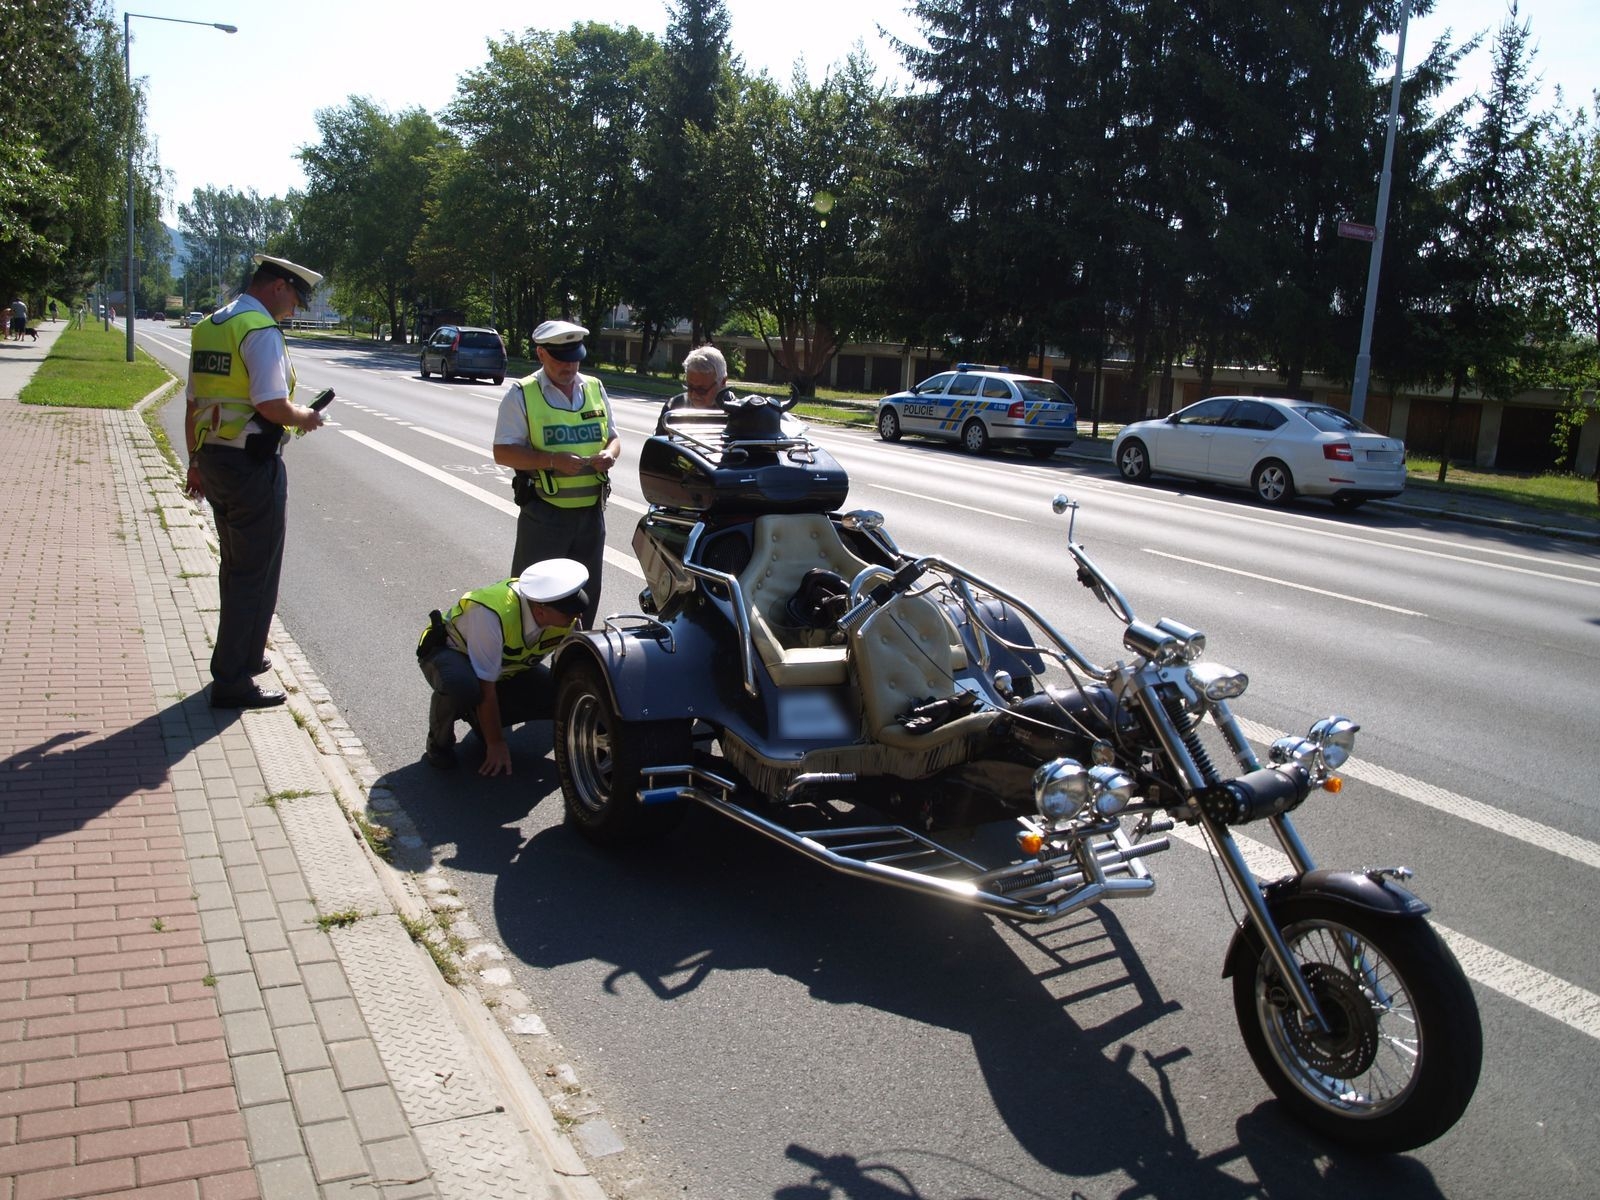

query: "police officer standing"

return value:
[184, 253, 326, 709]
[493, 320, 620, 629]
[416, 558, 588, 776]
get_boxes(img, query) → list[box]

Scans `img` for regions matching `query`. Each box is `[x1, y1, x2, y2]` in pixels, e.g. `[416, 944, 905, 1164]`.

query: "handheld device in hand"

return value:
[311, 388, 335, 410]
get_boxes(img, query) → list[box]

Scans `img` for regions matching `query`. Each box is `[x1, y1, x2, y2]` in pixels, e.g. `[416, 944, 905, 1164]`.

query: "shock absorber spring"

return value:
[1163, 693, 1220, 785]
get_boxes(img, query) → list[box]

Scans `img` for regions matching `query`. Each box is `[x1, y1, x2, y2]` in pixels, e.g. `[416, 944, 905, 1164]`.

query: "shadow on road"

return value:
[464, 802, 1448, 1200]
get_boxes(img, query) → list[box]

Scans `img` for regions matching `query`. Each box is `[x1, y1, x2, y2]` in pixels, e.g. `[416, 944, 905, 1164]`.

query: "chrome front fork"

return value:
[1136, 685, 1330, 1030]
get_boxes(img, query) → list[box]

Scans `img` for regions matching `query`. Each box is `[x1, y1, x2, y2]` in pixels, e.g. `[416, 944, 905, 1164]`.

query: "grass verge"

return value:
[1403, 457, 1598, 516]
[19, 322, 172, 409]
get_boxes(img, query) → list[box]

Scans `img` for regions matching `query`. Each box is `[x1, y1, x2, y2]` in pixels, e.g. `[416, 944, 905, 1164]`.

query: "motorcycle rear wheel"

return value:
[554, 660, 689, 843]
[1231, 897, 1481, 1152]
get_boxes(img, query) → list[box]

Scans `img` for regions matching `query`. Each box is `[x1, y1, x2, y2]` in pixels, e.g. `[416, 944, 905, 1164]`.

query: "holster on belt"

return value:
[417, 610, 449, 661]
[244, 421, 286, 461]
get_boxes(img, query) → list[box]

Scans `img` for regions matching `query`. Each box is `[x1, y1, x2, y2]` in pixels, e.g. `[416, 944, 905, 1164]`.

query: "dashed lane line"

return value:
[1232, 715, 1600, 873]
[1144, 549, 1428, 616]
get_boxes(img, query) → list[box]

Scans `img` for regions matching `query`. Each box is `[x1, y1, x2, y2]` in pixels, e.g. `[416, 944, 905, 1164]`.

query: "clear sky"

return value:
[113, 0, 1594, 222]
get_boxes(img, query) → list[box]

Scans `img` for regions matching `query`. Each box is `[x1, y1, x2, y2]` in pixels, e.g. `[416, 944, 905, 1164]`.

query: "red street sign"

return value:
[1338, 220, 1377, 242]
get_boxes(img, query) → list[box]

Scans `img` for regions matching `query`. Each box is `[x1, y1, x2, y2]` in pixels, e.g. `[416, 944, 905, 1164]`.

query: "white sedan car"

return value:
[1111, 395, 1406, 509]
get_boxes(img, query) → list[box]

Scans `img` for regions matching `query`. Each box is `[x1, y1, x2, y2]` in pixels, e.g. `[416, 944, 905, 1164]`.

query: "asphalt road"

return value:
[143, 327, 1600, 1199]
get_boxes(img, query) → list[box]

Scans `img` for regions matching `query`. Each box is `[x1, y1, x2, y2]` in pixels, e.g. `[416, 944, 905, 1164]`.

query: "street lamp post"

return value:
[124, 11, 237, 364]
[1348, 0, 1412, 423]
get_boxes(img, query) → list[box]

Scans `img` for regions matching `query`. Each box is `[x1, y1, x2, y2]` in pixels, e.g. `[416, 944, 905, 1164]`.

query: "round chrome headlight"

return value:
[1087, 765, 1136, 815]
[1033, 758, 1090, 822]
[1311, 716, 1359, 769]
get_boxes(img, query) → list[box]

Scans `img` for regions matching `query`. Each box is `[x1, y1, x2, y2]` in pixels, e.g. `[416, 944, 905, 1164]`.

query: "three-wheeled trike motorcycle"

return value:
[547, 393, 1481, 1152]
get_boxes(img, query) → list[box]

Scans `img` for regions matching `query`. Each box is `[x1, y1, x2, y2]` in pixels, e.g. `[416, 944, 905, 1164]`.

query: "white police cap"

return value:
[532, 319, 588, 345]
[252, 253, 323, 294]
[510, 557, 589, 616]
[532, 319, 589, 361]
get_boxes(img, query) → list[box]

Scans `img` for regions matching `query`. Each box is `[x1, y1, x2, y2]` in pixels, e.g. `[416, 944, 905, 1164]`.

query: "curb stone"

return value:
[133, 385, 614, 1199]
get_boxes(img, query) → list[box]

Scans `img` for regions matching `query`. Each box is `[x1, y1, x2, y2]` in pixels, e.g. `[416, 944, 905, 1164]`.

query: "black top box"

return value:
[638, 421, 850, 516]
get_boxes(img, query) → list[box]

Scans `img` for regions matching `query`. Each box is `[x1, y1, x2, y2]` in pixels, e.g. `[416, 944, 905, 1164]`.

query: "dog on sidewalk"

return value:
[21, 327, 38, 341]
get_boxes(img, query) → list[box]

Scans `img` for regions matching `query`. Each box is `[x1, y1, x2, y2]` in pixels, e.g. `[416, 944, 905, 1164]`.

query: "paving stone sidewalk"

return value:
[0, 325, 592, 1200]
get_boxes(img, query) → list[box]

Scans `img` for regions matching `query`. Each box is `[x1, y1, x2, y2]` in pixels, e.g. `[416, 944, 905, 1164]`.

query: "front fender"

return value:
[1220, 869, 1432, 979]
[550, 617, 729, 723]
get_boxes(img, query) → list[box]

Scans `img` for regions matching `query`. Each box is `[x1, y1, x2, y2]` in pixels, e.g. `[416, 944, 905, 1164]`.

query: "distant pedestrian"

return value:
[493, 320, 621, 629]
[48, 299, 57, 323]
[73, 303, 86, 329]
[184, 253, 328, 709]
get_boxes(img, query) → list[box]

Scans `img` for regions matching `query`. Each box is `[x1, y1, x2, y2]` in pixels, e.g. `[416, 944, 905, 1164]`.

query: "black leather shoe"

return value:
[423, 740, 457, 769]
[252, 658, 272, 675]
[210, 682, 287, 709]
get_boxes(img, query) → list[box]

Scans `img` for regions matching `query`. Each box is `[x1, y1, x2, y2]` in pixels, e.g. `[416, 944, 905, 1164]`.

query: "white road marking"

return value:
[1143, 549, 1428, 616]
[870, 484, 1025, 521]
[336, 429, 642, 574]
[1167, 820, 1600, 1042]
[1232, 716, 1600, 872]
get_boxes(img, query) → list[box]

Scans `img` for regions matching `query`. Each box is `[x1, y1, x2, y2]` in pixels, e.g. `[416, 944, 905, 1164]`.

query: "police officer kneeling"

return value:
[416, 559, 587, 776]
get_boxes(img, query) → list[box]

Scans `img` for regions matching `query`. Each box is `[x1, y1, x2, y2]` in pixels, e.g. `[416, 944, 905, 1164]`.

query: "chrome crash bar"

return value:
[639, 766, 1171, 922]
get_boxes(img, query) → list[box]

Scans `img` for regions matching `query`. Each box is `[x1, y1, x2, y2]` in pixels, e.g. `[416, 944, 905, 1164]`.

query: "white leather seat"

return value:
[737, 514, 870, 687]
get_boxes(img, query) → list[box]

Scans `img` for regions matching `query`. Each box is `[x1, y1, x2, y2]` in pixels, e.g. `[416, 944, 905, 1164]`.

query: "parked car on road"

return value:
[419, 325, 506, 385]
[1111, 395, 1406, 509]
[876, 364, 1077, 459]
[184, 311, 204, 327]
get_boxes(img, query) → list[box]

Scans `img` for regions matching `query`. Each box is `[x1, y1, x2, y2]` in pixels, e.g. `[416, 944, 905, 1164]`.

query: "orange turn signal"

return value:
[1019, 832, 1044, 855]
[1323, 777, 1343, 793]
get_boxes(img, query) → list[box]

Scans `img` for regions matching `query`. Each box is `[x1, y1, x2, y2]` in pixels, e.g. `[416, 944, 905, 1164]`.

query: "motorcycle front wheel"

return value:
[554, 660, 690, 844]
[1231, 897, 1481, 1152]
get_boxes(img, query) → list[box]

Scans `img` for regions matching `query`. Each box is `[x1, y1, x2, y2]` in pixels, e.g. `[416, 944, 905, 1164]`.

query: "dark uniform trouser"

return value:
[418, 648, 555, 749]
[195, 446, 286, 690]
[511, 498, 605, 629]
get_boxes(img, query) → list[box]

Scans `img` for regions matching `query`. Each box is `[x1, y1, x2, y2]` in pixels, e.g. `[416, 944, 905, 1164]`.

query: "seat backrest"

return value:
[849, 591, 966, 741]
[737, 514, 871, 654]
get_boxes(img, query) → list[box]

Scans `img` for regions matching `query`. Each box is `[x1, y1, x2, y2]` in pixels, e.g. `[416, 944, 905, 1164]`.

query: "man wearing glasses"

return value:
[494, 319, 621, 630]
[655, 344, 730, 434]
[184, 253, 327, 708]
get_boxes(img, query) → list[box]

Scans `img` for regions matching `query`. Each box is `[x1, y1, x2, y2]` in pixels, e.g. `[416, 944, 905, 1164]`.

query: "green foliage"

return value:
[431, 24, 660, 353]
[1538, 93, 1600, 341]
[297, 98, 442, 340]
[38, 0, 1574, 453]
[729, 52, 894, 393]
[1428, 5, 1549, 479]
[628, 0, 737, 353]
[0, 0, 128, 301]
[176, 187, 295, 310]
[1403, 457, 1597, 512]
